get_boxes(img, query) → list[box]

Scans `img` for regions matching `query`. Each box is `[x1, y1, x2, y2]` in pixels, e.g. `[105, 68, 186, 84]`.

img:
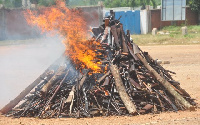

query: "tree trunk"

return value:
[110, 64, 137, 114]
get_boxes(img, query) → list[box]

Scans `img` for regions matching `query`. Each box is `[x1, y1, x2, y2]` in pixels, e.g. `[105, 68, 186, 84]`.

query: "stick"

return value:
[97, 71, 110, 83]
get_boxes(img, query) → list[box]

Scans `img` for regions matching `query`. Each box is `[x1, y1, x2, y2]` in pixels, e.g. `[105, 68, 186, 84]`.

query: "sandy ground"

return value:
[0, 44, 200, 125]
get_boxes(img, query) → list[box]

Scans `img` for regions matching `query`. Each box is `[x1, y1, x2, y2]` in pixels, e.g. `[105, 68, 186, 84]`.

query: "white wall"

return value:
[140, 10, 149, 34]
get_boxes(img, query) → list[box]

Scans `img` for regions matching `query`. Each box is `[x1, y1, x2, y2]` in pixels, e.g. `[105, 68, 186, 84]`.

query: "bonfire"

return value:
[0, 1, 196, 118]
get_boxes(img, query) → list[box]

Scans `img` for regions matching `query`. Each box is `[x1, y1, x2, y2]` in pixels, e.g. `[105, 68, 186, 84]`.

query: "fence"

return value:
[150, 7, 199, 30]
[0, 6, 103, 40]
[78, 6, 103, 27]
[0, 8, 40, 40]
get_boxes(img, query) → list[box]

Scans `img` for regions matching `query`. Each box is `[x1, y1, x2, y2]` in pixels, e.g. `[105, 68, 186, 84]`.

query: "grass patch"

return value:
[162, 26, 181, 32]
[132, 25, 200, 46]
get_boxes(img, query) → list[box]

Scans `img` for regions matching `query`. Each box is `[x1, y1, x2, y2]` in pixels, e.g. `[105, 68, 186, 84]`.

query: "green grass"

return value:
[132, 25, 200, 46]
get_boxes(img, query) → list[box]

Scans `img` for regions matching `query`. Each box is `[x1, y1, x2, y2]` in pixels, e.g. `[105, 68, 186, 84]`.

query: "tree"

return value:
[139, 0, 157, 9]
[104, 0, 138, 8]
[66, 0, 160, 8]
[130, 0, 141, 8]
[103, 0, 157, 9]
[188, 0, 200, 12]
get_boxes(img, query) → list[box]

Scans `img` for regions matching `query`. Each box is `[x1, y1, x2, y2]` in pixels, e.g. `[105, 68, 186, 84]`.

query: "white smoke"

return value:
[0, 36, 65, 109]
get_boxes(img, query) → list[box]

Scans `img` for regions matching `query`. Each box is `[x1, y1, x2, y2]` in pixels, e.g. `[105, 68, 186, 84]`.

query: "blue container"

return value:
[105, 10, 141, 34]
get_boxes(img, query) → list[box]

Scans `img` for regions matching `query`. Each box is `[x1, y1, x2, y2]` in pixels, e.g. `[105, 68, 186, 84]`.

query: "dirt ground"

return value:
[0, 44, 200, 125]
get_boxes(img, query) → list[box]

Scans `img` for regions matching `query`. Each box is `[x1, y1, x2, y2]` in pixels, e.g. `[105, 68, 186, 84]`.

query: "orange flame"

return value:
[24, 2, 101, 72]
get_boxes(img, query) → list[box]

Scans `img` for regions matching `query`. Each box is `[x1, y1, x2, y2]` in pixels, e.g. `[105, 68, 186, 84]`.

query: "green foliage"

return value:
[162, 26, 181, 32]
[139, 0, 157, 9]
[188, 0, 200, 12]
[162, 25, 200, 39]
[154, 0, 161, 5]
[103, 0, 158, 8]
[0, 0, 161, 8]
[184, 34, 194, 38]
[162, 25, 200, 33]
[104, 0, 127, 8]
[187, 25, 200, 32]
[103, 0, 139, 8]
[68, 0, 159, 8]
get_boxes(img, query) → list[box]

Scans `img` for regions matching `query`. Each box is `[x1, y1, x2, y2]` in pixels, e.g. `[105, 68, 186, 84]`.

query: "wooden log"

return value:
[78, 73, 88, 90]
[120, 24, 129, 53]
[110, 25, 120, 49]
[127, 43, 139, 60]
[126, 30, 130, 42]
[136, 53, 195, 111]
[110, 64, 137, 114]
[0, 56, 64, 114]
[40, 66, 66, 97]
[129, 78, 141, 90]
[104, 18, 109, 27]
[97, 71, 110, 83]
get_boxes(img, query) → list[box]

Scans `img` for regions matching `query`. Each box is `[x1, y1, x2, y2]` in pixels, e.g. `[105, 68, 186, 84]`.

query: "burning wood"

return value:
[1, 9, 197, 118]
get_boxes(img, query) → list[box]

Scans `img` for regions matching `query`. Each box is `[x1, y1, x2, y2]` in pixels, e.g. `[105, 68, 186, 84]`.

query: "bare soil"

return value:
[0, 44, 200, 125]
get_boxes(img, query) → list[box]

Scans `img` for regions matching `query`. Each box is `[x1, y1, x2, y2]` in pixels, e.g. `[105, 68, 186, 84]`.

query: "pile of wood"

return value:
[1, 11, 196, 118]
